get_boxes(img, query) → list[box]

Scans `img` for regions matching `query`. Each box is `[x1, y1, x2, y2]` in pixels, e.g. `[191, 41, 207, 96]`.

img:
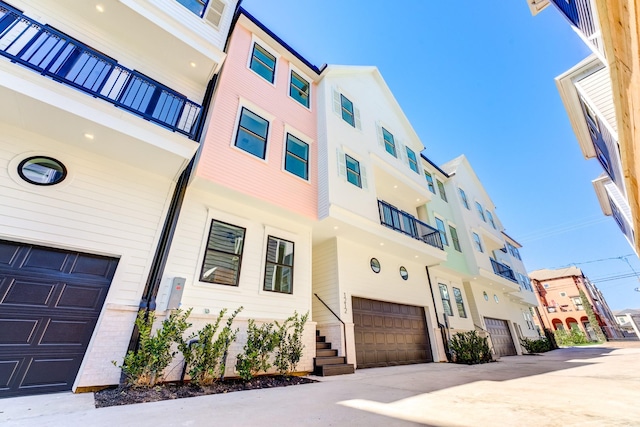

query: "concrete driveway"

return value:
[2, 342, 639, 427]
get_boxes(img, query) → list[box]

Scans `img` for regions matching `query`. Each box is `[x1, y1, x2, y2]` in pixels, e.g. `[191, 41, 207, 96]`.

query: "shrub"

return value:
[554, 327, 589, 346]
[181, 307, 242, 385]
[520, 337, 552, 353]
[449, 331, 492, 364]
[235, 320, 277, 380]
[274, 311, 309, 375]
[116, 308, 192, 386]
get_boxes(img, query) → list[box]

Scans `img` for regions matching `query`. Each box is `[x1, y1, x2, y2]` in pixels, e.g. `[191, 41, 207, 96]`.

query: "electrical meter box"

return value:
[167, 277, 186, 310]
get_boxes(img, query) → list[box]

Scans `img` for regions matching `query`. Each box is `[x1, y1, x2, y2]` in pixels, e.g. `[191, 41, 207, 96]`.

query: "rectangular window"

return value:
[437, 180, 447, 201]
[290, 70, 310, 108]
[340, 94, 355, 127]
[439, 284, 454, 317]
[284, 134, 309, 180]
[472, 232, 483, 252]
[486, 210, 496, 229]
[406, 147, 419, 173]
[459, 188, 470, 209]
[176, 0, 209, 17]
[424, 171, 436, 193]
[435, 218, 448, 246]
[235, 107, 269, 159]
[572, 296, 584, 311]
[382, 127, 397, 157]
[345, 154, 361, 188]
[475, 202, 486, 222]
[264, 236, 294, 294]
[453, 287, 467, 318]
[200, 220, 245, 286]
[449, 225, 461, 252]
[250, 43, 276, 83]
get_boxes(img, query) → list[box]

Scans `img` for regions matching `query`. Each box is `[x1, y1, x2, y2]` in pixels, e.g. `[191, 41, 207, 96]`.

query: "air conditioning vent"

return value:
[205, 0, 225, 27]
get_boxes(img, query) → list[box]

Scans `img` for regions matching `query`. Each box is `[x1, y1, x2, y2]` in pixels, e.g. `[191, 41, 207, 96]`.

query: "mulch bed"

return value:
[94, 375, 316, 408]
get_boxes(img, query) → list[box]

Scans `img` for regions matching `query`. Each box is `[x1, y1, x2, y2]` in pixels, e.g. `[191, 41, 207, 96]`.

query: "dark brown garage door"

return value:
[353, 297, 432, 368]
[485, 317, 517, 357]
[0, 240, 118, 398]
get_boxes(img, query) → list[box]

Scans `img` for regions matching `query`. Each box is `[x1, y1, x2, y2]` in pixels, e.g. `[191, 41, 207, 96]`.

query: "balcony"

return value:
[550, 0, 605, 59]
[378, 200, 443, 250]
[490, 258, 517, 283]
[0, 2, 201, 138]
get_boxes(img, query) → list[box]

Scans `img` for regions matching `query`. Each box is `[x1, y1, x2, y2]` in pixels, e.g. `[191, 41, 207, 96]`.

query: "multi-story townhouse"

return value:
[313, 65, 449, 370]
[0, 0, 237, 397]
[437, 156, 540, 356]
[530, 267, 622, 339]
[159, 8, 322, 379]
[526, 0, 640, 255]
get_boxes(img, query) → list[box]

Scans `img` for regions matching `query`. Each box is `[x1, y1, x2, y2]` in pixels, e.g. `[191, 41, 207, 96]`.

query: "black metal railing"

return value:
[0, 2, 201, 138]
[377, 200, 443, 250]
[314, 293, 347, 361]
[490, 258, 518, 283]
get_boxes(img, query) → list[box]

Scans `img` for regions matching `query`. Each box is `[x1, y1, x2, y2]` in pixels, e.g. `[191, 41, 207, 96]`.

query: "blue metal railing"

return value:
[490, 258, 518, 283]
[0, 2, 202, 139]
[550, 0, 604, 58]
[377, 200, 443, 250]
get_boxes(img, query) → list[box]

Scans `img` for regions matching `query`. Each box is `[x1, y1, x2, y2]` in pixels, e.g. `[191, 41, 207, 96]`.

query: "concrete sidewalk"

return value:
[2, 342, 639, 427]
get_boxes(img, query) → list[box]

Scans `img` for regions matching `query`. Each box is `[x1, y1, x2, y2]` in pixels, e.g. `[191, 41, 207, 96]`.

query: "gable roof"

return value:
[529, 266, 584, 281]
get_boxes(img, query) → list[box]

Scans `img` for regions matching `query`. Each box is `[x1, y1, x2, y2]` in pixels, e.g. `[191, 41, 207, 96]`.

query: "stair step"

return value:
[316, 348, 338, 357]
[314, 363, 355, 376]
[314, 356, 346, 366]
[316, 336, 326, 342]
[316, 342, 331, 349]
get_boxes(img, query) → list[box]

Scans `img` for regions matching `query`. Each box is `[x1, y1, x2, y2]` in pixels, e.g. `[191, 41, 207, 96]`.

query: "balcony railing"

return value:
[550, 0, 605, 59]
[490, 258, 518, 283]
[0, 2, 202, 139]
[377, 200, 443, 250]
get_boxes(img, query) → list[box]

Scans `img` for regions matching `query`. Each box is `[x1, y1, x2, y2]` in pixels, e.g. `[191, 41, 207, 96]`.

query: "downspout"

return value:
[425, 265, 451, 362]
[126, 74, 219, 353]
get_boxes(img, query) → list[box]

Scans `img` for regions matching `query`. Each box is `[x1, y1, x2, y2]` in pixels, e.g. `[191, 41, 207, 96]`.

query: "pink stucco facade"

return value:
[195, 23, 318, 220]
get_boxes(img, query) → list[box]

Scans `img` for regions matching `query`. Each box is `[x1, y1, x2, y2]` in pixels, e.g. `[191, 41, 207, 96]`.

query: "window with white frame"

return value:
[449, 225, 461, 252]
[435, 217, 448, 246]
[436, 180, 447, 201]
[340, 94, 355, 127]
[382, 127, 397, 157]
[176, 0, 210, 17]
[200, 219, 245, 286]
[264, 236, 294, 294]
[290, 70, 310, 108]
[439, 284, 454, 317]
[475, 202, 486, 222]
[424, 171, 435, 193]
[250, 43, 276, 83]
[406, 147, 419, 173]
[459, 187, 470, 209]
[284, 133, 309, 180]
[472, 232, 483, 252]
[345, 154, 361, 188]
[453, 287, 467, 318]
[235, 107, 269, 159]
[486, 210, 496, 229]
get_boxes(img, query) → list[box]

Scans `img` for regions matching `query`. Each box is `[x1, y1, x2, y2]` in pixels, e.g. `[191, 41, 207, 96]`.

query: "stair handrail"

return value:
[314, 293, 348, 362]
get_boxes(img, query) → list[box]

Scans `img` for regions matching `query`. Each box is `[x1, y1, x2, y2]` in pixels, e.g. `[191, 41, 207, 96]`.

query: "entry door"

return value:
[0, 240, 118, 397]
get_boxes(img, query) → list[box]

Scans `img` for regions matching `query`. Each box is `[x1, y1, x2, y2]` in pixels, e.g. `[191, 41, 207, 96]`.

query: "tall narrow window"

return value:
[439, 284, 453, 317]
[290, 71, 310, 108]
[406, 147, 419, 173]
[264, 236, 294, 294]
[424, 171, 436, 193]
[486, 210, 496, 229]
[200, 220, 245, 286]
[453, 287, 467, 318]
[382, 128, 396, 157]
[345, 154, 361, 188]
[250, 43, 276, 83]
[472, 232, 483, 253]
[340, 94, 355, 127]
[235, 107, 269, 159]
[437, 180, 447, 201]
[475, 202, 486, 222]
[435, 218, 448, 246]
[284, 134, 309, 180]
[449, 225, 461, 252]
[459, 188, 470, 209]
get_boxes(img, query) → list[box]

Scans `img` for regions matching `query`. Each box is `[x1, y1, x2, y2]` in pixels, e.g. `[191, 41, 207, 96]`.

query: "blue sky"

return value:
[241, 0, 640, 310]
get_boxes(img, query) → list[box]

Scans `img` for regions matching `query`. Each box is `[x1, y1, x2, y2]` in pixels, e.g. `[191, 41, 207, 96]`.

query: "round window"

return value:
[494, 294, 499, 303]
[18, 156, 67, 186]
[370, 258, 381, 273]
[483, 291, 489, 301]
[399, 266, 408, 280]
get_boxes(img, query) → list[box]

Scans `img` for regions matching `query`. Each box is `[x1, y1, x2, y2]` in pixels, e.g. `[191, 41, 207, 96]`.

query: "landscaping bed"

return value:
[95, 375, 316, 408]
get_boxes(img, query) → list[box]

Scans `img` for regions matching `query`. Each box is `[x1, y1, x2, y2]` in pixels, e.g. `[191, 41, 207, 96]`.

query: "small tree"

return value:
[274, 311, 309, 375]
[235, 320, 277, 380]
[579, 289, 606, 342]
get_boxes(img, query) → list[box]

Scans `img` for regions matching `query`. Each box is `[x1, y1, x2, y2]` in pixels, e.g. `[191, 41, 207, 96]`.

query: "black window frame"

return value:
[340, 94, 355, 127]
[345, 154, 361, 188]
[449, 225, 461, 252]
[475, 201, 486, 222]
[200, 219, 246, 287]
[289, 70, 310, 108]
[435, 217, 448, 246]
[439, 284, 454, 317]
[234, 107, 269, 159]
[424, 171, 436, 193]
[437, 179, 447, 201]
[250, 43, 276, 83]
[263, 235, 295, 294]
[382, 127, 397, 157]
[406, 146, 419, 173]
[284, 133, 309, 180]
[459, 188, 470, 209]
[453, 287, 467, 318]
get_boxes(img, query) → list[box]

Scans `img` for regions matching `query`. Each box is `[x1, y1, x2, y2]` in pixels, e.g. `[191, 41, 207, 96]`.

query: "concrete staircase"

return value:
[313, 330, 354, 376]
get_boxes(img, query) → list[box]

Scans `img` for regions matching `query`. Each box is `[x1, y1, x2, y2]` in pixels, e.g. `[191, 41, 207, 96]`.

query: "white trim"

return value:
[8, 150, 76, 191]
[229, 99, 274, 163]
[281, 125, 313, 184]
[258, 225, 301, 297]
[288, 63, 312, 111]
[247, 34, 281, 87]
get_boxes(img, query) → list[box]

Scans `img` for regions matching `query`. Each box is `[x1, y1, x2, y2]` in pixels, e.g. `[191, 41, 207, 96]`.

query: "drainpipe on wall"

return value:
[126, 74, 219, 353]
[425, 265, 451, 362]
